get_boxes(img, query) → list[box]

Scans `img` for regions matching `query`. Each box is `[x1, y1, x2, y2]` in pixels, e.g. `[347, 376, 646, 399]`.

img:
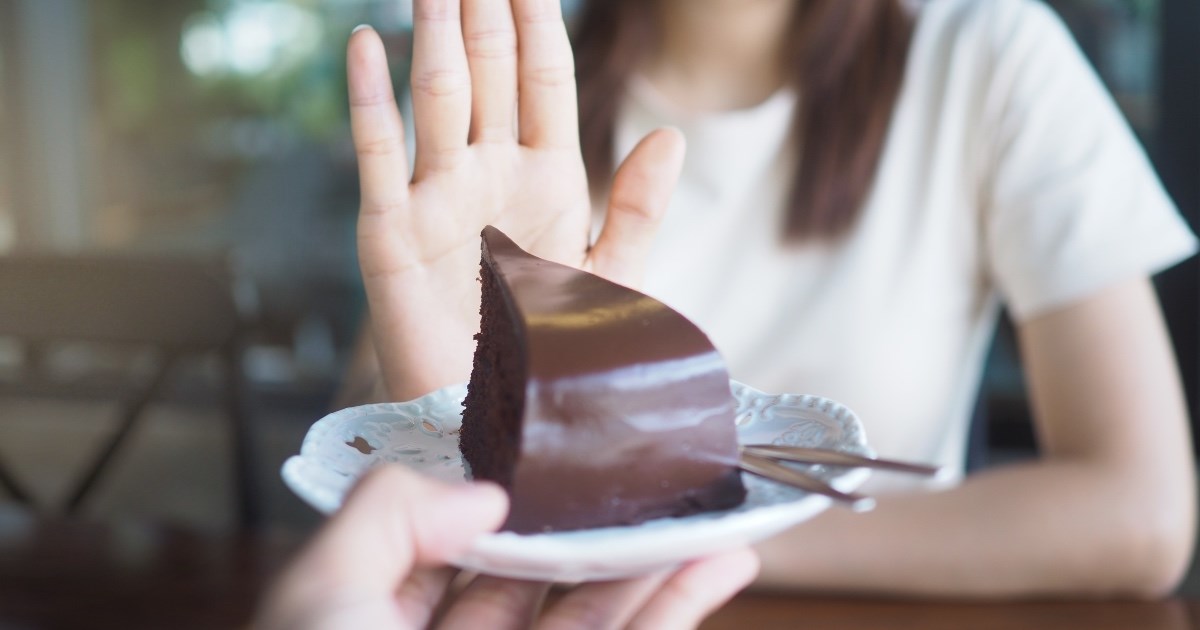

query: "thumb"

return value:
[283, 466, 508, 598]
[588, 127, 686, 288]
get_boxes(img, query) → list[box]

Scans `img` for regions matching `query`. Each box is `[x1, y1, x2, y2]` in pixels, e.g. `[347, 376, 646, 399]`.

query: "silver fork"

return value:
[737, 445, 945, 511]
[741, 444, 947, 478]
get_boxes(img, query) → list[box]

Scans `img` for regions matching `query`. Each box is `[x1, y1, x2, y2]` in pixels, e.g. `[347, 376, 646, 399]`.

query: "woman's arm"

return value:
[755, 276, 1196, 598]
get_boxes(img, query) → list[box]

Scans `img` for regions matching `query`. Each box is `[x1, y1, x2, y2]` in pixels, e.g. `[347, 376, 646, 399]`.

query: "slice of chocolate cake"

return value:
[460, 226, 746, 534]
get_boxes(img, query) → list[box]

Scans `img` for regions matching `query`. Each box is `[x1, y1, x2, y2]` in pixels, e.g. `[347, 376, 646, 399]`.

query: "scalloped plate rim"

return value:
[281, 379, 871, 581]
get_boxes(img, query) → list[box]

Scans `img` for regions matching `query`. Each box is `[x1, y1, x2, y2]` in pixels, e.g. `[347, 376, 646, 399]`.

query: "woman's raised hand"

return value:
[348, 0, 684, 400]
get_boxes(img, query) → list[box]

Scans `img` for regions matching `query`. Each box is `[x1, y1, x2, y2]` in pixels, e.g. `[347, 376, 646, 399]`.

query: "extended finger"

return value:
[436, 576, 550, 630]
[347, 26, 410, 212]
[463, 0, 518, 143]
[588, 128, 686, 288]
[411, 0, 472, 176]
[296, 467, 507, 594]
[512, 0, 578, 148]
[258, 468, 506, 628]
[628, 548, 759, 630]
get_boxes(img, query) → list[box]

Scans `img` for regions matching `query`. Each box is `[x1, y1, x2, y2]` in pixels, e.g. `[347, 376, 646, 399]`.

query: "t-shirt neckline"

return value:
[626, 74, 798, 131]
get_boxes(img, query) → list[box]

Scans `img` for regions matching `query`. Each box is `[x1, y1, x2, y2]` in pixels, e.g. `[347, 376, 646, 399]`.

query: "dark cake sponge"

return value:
[460, 226, 746, 534]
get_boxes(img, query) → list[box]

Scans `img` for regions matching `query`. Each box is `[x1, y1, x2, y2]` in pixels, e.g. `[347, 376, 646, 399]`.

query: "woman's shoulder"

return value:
[906, 0, 1086, 104]
[913, 0, 1068, 55]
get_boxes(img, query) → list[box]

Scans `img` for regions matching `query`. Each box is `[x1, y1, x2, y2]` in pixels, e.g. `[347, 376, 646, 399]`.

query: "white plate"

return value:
[282, 380, 872, 582]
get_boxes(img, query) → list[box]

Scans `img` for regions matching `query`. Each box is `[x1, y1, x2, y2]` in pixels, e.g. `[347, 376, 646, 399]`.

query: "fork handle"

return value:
[742, 445, 946, 478]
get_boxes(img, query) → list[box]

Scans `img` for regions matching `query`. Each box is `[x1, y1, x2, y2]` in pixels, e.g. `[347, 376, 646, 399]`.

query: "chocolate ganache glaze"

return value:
[459, 226, 746, 534]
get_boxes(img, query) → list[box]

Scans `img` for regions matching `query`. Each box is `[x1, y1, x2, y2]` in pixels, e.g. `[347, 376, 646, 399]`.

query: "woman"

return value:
[344, 0, 1197, 597]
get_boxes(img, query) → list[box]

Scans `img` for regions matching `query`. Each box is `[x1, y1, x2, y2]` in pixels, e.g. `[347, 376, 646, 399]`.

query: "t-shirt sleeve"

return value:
[979, 0, 1196, 321]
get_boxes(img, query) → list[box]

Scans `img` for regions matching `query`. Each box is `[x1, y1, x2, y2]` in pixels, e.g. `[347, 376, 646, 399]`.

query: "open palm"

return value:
[348, 0, 684, 400]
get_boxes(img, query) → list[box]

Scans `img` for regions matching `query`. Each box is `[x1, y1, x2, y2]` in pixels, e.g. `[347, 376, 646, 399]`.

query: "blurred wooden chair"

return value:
[0, 254, 261, 528]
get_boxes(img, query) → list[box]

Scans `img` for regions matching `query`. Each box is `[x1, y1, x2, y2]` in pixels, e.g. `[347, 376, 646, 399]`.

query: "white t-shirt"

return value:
[608, 0, 1197, 493]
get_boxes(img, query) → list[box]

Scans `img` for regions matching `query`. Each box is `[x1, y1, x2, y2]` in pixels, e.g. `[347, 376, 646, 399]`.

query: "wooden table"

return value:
[0, 508, 301, 629]
[701, 595, 1200, 629]
[2, 508, 1198, 629]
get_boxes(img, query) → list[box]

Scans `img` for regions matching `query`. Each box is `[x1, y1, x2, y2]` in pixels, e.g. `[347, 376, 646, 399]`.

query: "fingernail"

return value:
[352, 24, 374, 35]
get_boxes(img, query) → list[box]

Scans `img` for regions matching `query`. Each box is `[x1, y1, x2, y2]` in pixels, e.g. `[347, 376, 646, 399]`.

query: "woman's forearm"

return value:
[755, 279, 1196, 599]
[753, 458, 1195, 598]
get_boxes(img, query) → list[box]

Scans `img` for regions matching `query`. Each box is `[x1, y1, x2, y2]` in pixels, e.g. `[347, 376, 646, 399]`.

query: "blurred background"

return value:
[0, 0, 1196, 626]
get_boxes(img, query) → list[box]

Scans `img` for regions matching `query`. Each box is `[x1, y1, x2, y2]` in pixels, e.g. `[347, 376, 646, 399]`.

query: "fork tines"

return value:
[738, 452, 876, 512]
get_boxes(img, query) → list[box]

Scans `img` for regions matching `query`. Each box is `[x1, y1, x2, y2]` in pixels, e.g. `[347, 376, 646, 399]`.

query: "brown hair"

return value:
[575, 1, 914, 241]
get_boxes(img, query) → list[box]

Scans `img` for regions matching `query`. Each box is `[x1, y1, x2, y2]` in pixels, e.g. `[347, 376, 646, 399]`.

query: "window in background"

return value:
[90, 0, 405, 251]
[85, 0, 417, 384]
